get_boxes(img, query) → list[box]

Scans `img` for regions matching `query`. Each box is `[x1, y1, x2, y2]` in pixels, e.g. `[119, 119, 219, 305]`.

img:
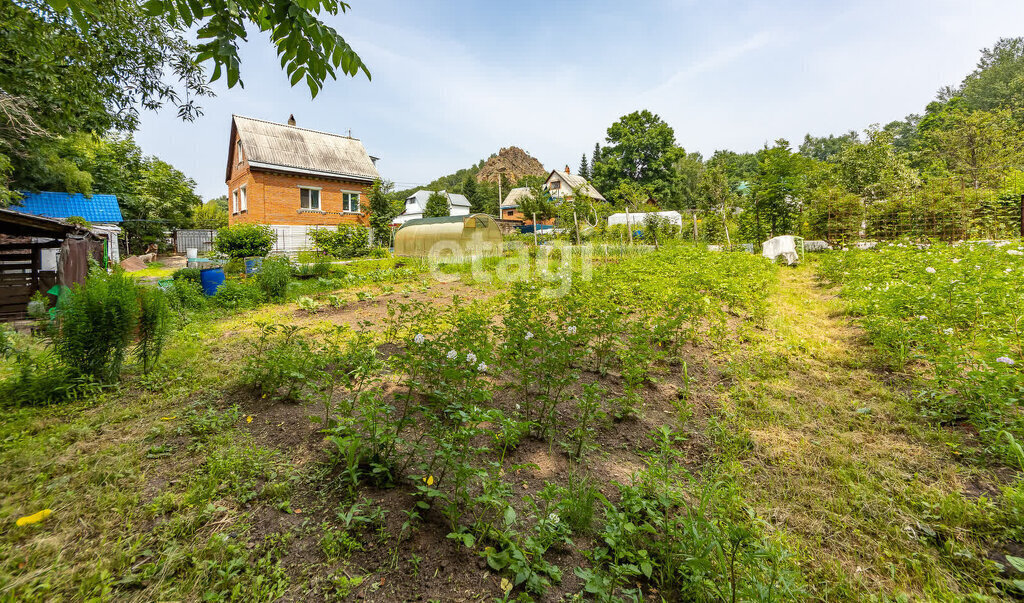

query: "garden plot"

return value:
[2, 243, 1024, 602]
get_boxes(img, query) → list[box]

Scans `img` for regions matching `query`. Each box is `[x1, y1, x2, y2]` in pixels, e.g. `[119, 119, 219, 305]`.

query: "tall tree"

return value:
[461, 174, 484, 213]
[578, 153, 589, 180]
[743, 139, 810, 240]
[192, 198, 228, 229]
[367, 178, 397, 242]
[591, 143, 600, 179]
[424, 190, 449, 218]
[834, 127, 918, 202]
[591, 110, 680, 202]
[798, 131, 859, 161]
[958, 37, 1024, 117]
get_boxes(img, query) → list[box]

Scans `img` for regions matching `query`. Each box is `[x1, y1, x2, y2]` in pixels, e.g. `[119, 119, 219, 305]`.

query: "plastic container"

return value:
[186, 247, 198, 259]
[199, 267, 225, 296]
[244, 257, 263, 275]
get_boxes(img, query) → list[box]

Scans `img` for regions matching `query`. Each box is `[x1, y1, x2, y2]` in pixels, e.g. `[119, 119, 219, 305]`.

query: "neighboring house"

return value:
[393, 190, 471, 225]
[11, 191, 123, 266]
[499, 187, 554, 226]
[544, 165, 606, 202]
[226, 114, 381, 252]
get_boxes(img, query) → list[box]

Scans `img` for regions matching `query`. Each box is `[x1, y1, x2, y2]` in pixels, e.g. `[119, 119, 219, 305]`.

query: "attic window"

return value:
[549, 181, 560, 190]
[236, 140, 242, 165]
[300, 187, 321, 210]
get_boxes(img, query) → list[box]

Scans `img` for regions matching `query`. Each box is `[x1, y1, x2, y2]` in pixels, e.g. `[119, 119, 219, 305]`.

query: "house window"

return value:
[549, 180, 560, 190]
[236, 140, 242, 165]
[300, 187, 321, 210]
[239, 185, 247, 212]
[342, 192, 360, 213]
[232, 189, 239, 214]
[506, 209, 514, 216]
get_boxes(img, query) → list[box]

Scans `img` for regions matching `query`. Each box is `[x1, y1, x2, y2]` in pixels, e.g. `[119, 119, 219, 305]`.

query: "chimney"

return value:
[564, 165, 571, 174]
[287, 114, 296, 126]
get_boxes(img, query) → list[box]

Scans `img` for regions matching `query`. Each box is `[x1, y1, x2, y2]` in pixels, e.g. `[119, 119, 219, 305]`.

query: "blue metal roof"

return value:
[13, 191, 123, 223]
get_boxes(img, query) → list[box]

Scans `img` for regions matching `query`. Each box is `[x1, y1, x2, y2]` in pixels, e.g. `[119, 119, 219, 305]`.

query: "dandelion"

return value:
[918, 315, 927, 321]
[943, 328, 953, 336]
[246, 415, 253, 424]
[477, 362, 488, 372]
[422, 475, 435, 486]
[466, 352, 477, 363]
[925, 267, 936, 274]
[446, 350, 457, 360]
[414, 333, 425, 344]
[525, 331, 534, 341]
[996, 356, 1016, 366]
[15, 509, 52, 527]
[548, 512, 560, 525]
[566, 325, 577, 335]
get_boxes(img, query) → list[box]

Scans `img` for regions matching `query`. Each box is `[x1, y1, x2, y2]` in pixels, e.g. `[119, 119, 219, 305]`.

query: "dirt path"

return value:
[727, 264, 1000, 599]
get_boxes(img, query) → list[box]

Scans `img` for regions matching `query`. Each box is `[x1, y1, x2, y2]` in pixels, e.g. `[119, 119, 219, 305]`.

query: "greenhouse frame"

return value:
[393, 214, 504, 259]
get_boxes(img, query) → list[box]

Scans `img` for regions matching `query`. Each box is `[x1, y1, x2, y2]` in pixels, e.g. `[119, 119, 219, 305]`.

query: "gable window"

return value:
[239, 185, 247, 212]
[232, 189, 239, 214]
[236, 140, 242, 165]
[549, 180, 560, 190]
[342, 192, 360, 213]
[300, 187, 321, 210]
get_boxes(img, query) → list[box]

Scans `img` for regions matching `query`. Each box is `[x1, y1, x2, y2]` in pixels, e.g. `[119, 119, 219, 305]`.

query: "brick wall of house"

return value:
[225, 128, 372, 227]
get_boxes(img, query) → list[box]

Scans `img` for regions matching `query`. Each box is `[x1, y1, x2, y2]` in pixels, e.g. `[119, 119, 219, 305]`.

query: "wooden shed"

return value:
[393, 214, 503, 259]
[0, 208, 103, 320]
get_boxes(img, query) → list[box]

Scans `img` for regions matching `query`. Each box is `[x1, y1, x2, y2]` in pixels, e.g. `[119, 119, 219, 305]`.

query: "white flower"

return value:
[446, 350, 457, 360]
[943, 328, 954, 335]
[1008, 249, 1023, 256]
[925, 267, 936, 274]
[975, 265, 981, 270]
[566, 326, 577, 336]
[951, 258, 961, 264]
[414, 333, 425, 345]
[466, 352, 477, 363]
[918, 315, 927, 321]
[477, 362, 488, 372]
[1006, 268, 1013, 274]
[525, 331, 534, 341]
[547, 512, 560, 525]
[515, 403, 521, 410]
[996, 356, 1016, 366]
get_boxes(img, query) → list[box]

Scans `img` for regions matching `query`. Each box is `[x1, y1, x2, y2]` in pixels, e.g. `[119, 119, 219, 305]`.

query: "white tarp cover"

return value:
[762, 235, 800, 265]
[607, 210, 683, 227]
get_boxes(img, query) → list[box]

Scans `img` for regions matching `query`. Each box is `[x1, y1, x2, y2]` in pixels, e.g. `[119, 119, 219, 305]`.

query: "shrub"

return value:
[0, 348, 101, 407]
[167, 279, 206, 312]
[172, 267, 201, 282]
[212, 279, 263, 309]
[137, 287, 172, 373]
[214, 223, 275, 258]
[256, 256, 292, 301]
[309, 225, 369, 258]
[54, 269, 139, 382]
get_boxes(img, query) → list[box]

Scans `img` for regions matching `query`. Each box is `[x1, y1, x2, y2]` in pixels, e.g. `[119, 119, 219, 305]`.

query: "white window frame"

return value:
[299, 186, 321, 211]
[239, 185, 247, 212]
[232, 189, 239, 214]
[342, 190, 361, 214]
[236, 140, 242, 165]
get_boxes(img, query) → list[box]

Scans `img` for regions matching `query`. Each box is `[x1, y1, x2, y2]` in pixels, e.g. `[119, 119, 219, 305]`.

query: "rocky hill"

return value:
[475, 147, 546, 184]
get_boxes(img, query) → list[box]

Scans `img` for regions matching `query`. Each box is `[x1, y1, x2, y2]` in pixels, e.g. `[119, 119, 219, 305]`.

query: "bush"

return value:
[309, 225, 369, 259]
[0, 348, 101, 407]
[214, 223, 275, 259]
[256, 256, 292, 301]
[137, 287, 172, 374]
[54, 269, 140, 382]
[167, 279, 206, 312]
[172, 267, 201, 282]
[212, 279, 263, 309]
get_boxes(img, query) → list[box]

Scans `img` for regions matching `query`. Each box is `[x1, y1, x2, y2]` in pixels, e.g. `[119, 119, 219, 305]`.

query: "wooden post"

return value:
[532, 213, 538, 246]
[625, 207, 633, 245]
[692, 212, 698, 241]
[1020, 194, 1024, 238]
[573, 211, 581, 246]
[723, 205, 732, 248]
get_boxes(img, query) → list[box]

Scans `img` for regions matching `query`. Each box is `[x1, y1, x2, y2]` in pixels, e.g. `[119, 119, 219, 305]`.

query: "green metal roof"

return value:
[396, 214, 492, 231]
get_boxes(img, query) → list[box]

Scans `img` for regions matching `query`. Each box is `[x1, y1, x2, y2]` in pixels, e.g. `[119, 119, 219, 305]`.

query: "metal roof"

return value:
[545, 170, 606, 201]
[0, 207, 96, 238]
[402, 190, 471, 214]
[501, 187, 531, 209]
[13, 191, 122, 223]
[230, 115, 380, 183]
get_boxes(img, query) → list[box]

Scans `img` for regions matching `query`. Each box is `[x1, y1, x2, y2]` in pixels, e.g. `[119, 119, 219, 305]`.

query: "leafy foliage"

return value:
[308, 224, 369, 258]
[214, 223, 275, 259]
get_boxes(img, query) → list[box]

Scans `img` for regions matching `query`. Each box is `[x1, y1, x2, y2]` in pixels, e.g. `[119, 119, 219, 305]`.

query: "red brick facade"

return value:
[226, 129, 371, 227]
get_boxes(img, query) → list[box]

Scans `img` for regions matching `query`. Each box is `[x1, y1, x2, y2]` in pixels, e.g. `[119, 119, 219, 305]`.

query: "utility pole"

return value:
[532, 212, 538, 246]
[625, 206, 633, 245]
[497, 167, 507, 215]
[1020, 194, 1024, 238]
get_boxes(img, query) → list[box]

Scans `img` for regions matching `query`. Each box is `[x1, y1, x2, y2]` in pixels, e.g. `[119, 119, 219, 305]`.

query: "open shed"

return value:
[0, 208, 103, 320]
[394, 214, 503, 259]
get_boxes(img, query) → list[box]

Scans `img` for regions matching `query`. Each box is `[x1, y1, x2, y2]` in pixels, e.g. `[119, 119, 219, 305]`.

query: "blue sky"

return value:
[136, 0, 1024, 200]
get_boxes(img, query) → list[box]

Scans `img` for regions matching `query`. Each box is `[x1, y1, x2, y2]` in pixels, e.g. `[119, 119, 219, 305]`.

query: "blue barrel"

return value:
[199, 267, 225, 296]
[244, 257, 263, 275]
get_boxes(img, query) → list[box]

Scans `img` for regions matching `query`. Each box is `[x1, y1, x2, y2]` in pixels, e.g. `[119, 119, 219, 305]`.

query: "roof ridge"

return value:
[233, 114, 361, 142]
